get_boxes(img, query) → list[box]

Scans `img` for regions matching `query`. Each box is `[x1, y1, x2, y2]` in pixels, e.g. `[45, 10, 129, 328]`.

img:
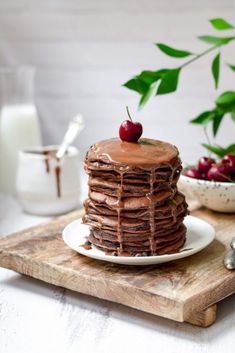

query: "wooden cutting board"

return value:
[0, 203, 234, 327]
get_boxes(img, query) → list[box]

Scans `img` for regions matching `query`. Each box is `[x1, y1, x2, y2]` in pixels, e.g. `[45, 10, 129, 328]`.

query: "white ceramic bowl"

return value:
[179, 172, 235, 213]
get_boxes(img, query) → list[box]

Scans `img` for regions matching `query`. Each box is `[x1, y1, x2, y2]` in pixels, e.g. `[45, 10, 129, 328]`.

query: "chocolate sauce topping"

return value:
[87, 138, 178, 167]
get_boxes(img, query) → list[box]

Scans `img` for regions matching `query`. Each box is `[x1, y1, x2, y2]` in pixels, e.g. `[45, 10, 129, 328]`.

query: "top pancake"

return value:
[85, 137, 179, 168]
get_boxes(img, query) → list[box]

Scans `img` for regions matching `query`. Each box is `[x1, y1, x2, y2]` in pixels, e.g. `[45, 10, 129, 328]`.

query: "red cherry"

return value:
[119, 120, 142, 142]
[198, 156, 215, 174]
[200, 173, 207, 180]
[207, 164, 230, 182]
[185, 168, 201, 179]
[119, 107, 143, 143]
[222, 154, 235, 173]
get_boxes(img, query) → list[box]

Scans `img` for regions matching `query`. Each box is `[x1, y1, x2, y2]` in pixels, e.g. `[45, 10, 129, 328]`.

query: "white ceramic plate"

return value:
[62, 216, 215, 265]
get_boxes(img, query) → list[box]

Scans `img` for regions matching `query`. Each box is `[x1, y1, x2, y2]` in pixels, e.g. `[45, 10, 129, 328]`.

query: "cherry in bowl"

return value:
[207, 164, 230, 182]
[198, 157, 215, 174]
[222, 154, 235, 173]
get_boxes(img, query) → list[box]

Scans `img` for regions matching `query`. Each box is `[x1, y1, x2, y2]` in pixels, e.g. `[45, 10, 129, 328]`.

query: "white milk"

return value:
[0, 104, 42, 193]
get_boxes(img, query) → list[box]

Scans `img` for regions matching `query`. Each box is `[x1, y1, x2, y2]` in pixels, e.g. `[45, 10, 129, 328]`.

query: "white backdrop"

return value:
[0, 0, 234, 162]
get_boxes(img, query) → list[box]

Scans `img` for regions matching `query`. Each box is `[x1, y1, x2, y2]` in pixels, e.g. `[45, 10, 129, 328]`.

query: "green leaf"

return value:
[156, 68, 181, 95]
[139, 69, 167, 84]
[155, 43, 193, 58]
[191, 109, 224, 136]
[231, 112, 235, 122]
[123, 69, 172, 106]
[123, 77, 149, 94]
[190, 110, 215, 125]
[216, 91, 235, 107]
[212, 113, 224, 137]
[138, 83, 156, 109]
[123, 69, 167, 96]
[212, 52, 220, 89]
[227, 63, 235, 71]
[202, 143, 235, 157]
[210, 18, 234, 30]
[202, 144, 226, 157]
[226, 144, 235, 155]
[198, 35, 235, 45]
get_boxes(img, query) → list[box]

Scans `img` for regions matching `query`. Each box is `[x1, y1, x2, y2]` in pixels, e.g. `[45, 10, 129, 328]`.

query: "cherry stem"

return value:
[126, 106, 133, 122]
[217, 172, 234, 183]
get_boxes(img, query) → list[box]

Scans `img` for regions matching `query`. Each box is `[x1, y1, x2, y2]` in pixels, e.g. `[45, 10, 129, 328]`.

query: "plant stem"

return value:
[203, 126, 212, 157]
[126, 106, 133, 121]
[203, 126, 211, 145]
[181, 44, 220, 69]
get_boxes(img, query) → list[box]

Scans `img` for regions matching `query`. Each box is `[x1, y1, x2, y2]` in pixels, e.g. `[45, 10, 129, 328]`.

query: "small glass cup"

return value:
[0, 66, 42, 194]
[16, 145, 80, 216]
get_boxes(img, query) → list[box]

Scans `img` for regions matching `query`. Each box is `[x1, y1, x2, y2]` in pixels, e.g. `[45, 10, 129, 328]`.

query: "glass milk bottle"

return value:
[0, 67, 42, 194]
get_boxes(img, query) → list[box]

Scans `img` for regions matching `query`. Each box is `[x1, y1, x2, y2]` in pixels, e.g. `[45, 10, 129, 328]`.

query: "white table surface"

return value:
[0, 193, 235, 353]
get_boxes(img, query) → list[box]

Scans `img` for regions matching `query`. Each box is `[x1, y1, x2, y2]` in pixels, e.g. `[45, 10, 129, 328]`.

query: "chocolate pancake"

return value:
[83, 137, 188, 256]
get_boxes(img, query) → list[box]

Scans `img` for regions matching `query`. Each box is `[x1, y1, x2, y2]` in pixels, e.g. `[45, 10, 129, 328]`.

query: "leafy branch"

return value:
[123, 17, 235, 156]
[123, 18, 235, 108]
[191, 91, 235, 134]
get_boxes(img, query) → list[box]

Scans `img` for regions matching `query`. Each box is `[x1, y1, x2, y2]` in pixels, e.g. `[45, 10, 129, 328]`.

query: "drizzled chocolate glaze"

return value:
[86, 137, 178, 167]
[83, 137, 188, 256]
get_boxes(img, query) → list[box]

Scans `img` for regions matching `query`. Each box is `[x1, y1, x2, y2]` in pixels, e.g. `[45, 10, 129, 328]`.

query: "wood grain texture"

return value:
[0, 205, 234, 327]
[185, 304, 217, 327]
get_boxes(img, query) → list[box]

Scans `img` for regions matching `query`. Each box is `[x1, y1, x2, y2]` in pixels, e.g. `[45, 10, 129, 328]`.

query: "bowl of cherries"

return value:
[179, 154, 235, 213]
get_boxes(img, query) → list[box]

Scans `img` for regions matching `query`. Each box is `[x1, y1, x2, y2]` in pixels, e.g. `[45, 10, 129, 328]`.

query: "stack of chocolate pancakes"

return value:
[83, 138, 188, 256]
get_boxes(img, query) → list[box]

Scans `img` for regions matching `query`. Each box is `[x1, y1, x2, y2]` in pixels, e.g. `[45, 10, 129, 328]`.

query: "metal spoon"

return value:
[224, 249, 235, 270]
[230, 237, 235, 250]
[56, 114, 84, 159]
[223, 236, 235, 270]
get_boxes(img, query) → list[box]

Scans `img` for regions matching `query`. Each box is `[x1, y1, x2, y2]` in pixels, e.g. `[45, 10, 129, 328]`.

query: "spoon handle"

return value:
[56, 114, 84, 159]
[230, 237, 235, 250]
[223, 249, 235, 270]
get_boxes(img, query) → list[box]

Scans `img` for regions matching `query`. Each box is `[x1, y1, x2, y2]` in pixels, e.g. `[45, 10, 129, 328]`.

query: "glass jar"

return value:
[0, 66, 42, 194]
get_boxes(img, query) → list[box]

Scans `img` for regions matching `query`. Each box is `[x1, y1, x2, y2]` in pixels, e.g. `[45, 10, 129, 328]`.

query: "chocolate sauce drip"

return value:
[171, 198, 177, 223]
[43, 151, 50, 173]
[55, 159, 61, 198]
[81, 244, 92, 250]
[116, 172, 124, 254]
[148, 168, 156, 255]
[165, 161, 178, 224]
[99, 222, 103, 244]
